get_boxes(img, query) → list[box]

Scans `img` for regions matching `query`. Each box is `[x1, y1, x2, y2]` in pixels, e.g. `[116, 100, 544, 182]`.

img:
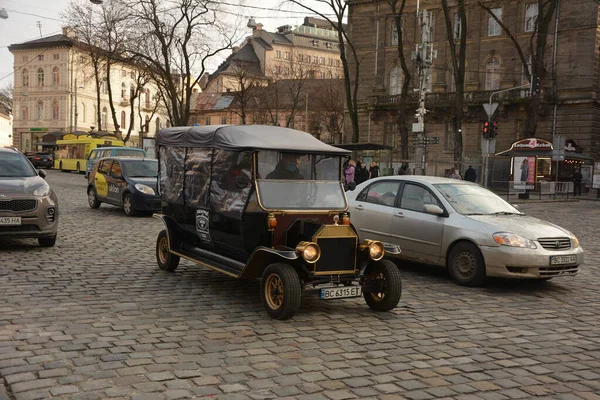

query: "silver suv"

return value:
[0, 147, 59, 247]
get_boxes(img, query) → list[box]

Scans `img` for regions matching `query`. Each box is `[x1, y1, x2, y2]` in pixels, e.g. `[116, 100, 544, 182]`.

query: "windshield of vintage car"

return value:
[122, 160, 158, 178]
[434, 183, 522, 215]
[0, 153, 38, 177]
[256, 151, 346, 210]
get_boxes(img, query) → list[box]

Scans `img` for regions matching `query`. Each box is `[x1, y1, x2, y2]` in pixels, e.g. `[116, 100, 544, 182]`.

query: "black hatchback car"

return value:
[86, 157, 159, 216]
[26, 152, 54, 169]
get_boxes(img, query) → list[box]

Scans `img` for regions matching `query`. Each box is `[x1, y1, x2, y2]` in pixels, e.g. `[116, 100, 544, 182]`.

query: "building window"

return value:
[389, 65, 403, 95]
[121, 70, 127, 77]
[488, 8, 502, 36]
[485, 57, 501, 90]
[22, 69, 29, 87]
[313, 56, 318, 64]
[53, 54, 60, 60]
[38, 55, 44, 61]
[276, 50, 281, 58]
[37, 68, 44, 86]
[22, 56, 28, 62]
[312, 39, 319, 47]
[145, 89, 151, 108]
[145, 115, 150, 133]
[36, 100, 44, 120]
[52, 100, 59, 120]
[81, 103, 86, 122]
[525, 3, 538, 32]
[298, 54, 304, 62]
[319, 72, 325, 79]
[453, 12, 462, 40]
[336, 60, 341, 67]
[156, 117, 161, 132]
[119, 111, 126, 130]
[220, 115, 227, 124]
[130, 71, 135, 79]
[102, 107, 108, 129]
[205, 117, 210, 125]
[52, 67, 60, 85]
[121, 82, 127, 99]
[320, 57, 325, 65]
[284, 51, 290, 60]
[522, 55, 533, 85]
[22, 104, 28, 120]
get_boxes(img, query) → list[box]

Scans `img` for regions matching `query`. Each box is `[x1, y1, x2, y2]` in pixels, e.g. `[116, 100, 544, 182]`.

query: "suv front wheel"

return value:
[38, 235, 57, 247]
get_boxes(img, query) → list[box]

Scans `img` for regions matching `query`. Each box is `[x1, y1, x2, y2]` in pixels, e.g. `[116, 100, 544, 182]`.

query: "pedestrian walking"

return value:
[355, 162, 369, 184]
[369, 161, 380, 179]
[344, 160, 356, 186]
[398, 164, 408, 175]
[449, 169, 462, 180]
[464, 165, 476, 182]
[573, 168, 583, 196]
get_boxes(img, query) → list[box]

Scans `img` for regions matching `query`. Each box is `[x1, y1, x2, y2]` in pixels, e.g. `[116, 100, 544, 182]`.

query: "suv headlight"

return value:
[135, 183, 155, 195]
[33, 183, 51, 197]
[571, 236, 580, 248]
[493, 232, 537, 249]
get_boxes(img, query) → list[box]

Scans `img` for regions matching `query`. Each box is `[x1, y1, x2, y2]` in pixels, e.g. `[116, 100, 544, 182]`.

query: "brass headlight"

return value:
[571, 236, 580, 249]
[360, 240, 385, 261]
[296, 241, 321, 263]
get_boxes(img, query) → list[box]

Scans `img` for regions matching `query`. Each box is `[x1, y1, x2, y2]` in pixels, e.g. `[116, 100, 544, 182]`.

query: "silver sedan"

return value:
[346, 176, 584, 286]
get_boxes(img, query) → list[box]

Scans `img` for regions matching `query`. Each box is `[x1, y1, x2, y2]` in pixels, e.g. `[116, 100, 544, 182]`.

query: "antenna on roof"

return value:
[0, 9, 8, 19]
[36, 21, 42, 38]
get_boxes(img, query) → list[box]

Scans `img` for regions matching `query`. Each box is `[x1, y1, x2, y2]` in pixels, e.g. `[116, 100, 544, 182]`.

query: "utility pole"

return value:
[412, 0, 435, 175]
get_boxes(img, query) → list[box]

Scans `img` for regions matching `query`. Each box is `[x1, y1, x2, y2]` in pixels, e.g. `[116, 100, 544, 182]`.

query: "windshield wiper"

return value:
[489, 211, 523, 215]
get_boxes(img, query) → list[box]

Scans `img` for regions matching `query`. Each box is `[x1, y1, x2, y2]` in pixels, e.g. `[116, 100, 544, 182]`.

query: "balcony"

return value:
[369, 89, 530, 109]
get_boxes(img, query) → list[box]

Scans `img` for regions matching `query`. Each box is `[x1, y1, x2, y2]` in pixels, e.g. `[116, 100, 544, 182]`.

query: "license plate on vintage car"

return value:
[320, 286, 362, 300]
[550, 255, 577, 265]
[0, 217, 21, 226]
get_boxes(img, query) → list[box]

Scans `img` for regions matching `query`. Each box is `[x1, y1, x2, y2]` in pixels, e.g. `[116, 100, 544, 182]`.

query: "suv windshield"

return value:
[122, 160, 158, 177]
[256, 151, 346, 210]
[434, 183, 522, 215]
[114, 149, 145, 157]
[0, 152, 38, 177]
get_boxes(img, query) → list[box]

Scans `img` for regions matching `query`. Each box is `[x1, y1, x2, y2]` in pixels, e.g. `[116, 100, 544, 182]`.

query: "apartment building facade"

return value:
[347, 0, 599, 182]
[203, 17, 344, 93]
[9, 28, 167, 152]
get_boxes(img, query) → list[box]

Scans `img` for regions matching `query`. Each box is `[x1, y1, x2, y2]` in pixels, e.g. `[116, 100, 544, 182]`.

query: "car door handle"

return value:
[354, 205, 364, 211]
[394, 211, 404, 218]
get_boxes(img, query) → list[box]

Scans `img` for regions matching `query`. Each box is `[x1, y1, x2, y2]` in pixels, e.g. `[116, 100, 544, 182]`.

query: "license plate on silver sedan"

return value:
[0, 217, 21, 226]
[550, 255, 577, 265]
[320, 286, 362, 300]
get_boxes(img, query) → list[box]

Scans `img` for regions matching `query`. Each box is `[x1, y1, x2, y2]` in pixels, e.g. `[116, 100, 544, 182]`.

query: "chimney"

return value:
[232, 46, 240, 53]
[256, 23, 263, 31]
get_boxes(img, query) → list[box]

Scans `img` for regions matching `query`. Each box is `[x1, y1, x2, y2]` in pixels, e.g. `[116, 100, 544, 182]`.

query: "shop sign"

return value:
[29, 128, 48, 132]
[511, 138, 553, 151]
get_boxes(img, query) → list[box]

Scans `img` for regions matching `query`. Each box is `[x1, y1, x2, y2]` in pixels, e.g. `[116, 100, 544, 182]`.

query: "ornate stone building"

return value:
[347, 0, 599, 184]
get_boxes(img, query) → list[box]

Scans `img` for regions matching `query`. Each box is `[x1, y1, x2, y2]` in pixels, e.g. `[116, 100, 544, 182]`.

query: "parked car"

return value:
[152, 125, 403, 320]
[346, 176, 584, 286]
[87, 156, 159, 216]
[85, 147, 146, 178]
[26, 152, 54, 169]
[0, 147, 59, 247]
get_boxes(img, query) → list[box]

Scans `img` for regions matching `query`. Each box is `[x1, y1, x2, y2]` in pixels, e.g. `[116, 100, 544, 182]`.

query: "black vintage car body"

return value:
[154, 125, 402, 319]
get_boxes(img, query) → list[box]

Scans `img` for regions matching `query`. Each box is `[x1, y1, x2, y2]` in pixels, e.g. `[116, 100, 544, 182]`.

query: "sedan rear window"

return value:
[0, 153, 38, 177]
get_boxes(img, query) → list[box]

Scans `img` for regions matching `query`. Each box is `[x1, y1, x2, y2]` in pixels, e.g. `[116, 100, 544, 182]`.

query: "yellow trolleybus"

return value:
[54, 134, 124, 173]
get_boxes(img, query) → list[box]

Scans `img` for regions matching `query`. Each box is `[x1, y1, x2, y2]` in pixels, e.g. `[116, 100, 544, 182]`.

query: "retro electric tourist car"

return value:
[154, 125, 402, 319]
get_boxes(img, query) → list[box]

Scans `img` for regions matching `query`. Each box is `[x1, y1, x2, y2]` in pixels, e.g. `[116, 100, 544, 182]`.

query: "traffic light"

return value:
[491, 120, 498, 137]
[482, 120, 490, 138]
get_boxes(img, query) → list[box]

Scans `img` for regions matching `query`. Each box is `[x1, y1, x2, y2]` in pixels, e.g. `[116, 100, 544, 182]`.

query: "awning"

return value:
[333, 143, 393, 151]
[34, 141, 58, 147]
[562, 152, 595, 161]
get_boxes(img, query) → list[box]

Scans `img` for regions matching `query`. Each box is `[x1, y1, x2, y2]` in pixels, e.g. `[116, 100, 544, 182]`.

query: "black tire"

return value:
[447, 241, 486, 286]
[59, 161, 67, 172]
[261, 263, 302, 320]
[156, 230, 179, 271]
[38, 235, 56, 247]
[363, 259, 402, 312]
[123, 193, 137, 217]
[76, 162, 81, 174]
[87, 187, 101, 209]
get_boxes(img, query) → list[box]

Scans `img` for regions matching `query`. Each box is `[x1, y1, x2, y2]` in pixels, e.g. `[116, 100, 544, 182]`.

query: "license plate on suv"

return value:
[0, 217, 21, 226]
[320, 286, 362, 300]
[550, 255, 577, 265]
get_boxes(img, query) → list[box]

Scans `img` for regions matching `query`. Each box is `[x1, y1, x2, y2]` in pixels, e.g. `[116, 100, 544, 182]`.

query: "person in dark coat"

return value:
[573, 168, 583, 196]
[355, 162, 369, 184]
[266, 153, 304, 180]
[398, 163, 408, 175]
[464, 165, 477, 182]
[369, 161, 379, 178]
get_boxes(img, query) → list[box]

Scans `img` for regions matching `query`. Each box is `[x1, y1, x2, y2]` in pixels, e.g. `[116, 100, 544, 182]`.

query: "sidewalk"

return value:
[0, 381, 10, 400]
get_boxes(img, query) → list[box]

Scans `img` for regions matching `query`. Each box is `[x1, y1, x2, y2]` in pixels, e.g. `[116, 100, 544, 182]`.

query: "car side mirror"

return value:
[423, 204, 444, 216]
[38, 169, 47, 179]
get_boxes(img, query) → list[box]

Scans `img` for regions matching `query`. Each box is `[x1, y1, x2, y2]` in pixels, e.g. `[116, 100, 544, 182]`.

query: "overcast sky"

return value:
[0, 0, 336, 90]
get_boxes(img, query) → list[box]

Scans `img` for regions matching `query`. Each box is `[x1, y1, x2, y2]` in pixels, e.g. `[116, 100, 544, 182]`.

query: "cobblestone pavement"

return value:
[1, 170, 599, 400]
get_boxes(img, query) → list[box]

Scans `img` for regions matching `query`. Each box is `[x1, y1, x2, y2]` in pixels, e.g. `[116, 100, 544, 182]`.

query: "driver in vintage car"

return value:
[266, 153, 304, 180]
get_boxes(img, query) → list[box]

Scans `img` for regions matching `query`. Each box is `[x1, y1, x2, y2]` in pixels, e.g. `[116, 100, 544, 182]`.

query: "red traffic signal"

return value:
[482, 121, 489, 137]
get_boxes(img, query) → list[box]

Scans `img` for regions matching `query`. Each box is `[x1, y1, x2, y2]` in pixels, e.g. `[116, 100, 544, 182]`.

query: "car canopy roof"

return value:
[156, 125, 350, 155]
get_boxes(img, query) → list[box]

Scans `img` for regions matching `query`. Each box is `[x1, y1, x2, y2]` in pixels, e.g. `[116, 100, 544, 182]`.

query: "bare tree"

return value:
[309, 79, 345, 142]
[121, 0, 240, 126]
[230, 63, 262, 125]
[441, 0, 467, 169]
[387, 0, 412, 167]
[0, 82, 13, 109]
[286, 0, 361, 143]
[479, 0, 558, 138]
